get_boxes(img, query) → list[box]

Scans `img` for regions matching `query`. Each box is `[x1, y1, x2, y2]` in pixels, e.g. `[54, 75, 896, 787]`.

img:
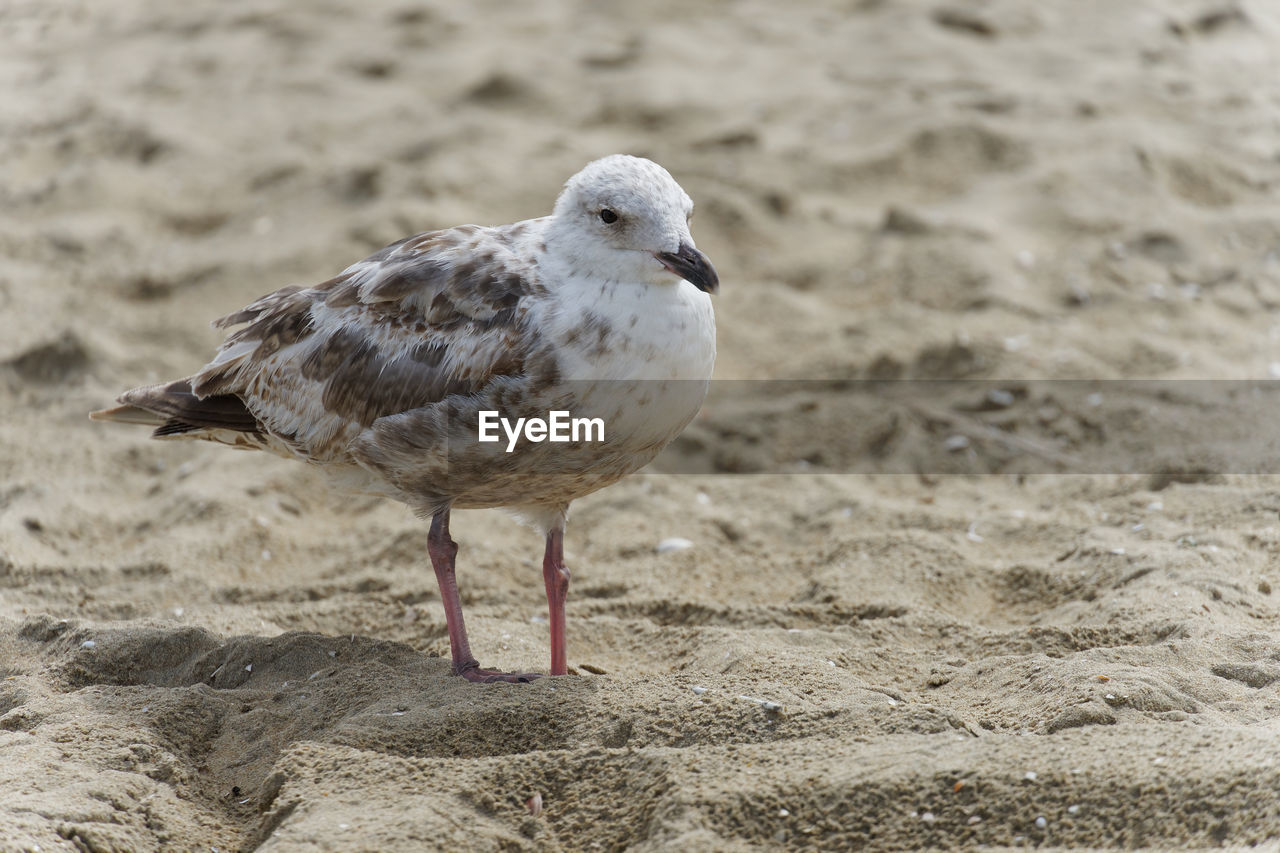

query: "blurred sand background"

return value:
[4, 0, 1280, 849]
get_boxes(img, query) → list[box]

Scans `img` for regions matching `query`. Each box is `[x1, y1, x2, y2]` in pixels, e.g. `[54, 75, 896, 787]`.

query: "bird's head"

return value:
[548, 155, 719, 295]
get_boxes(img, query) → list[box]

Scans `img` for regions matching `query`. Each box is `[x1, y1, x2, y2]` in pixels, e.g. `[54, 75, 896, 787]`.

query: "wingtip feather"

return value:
[89, 404, 166, 426]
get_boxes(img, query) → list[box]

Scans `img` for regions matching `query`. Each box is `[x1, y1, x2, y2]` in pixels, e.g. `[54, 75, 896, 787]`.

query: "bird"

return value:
[92, 154, 718, 683]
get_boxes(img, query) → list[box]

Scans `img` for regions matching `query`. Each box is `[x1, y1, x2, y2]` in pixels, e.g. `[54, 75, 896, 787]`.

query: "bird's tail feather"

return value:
[90, 380, 260, 438]
[89, 403, 167, 427]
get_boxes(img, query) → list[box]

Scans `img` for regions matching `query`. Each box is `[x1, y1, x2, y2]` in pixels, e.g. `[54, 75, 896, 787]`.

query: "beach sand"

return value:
[3, 0, 1280, 849]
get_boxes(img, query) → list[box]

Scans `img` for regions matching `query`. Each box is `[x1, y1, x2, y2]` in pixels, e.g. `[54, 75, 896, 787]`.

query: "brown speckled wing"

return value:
[189, 222, 547, 462]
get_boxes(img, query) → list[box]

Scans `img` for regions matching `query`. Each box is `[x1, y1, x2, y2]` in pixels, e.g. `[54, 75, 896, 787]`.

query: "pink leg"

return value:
[542, 526, 569, 676]
[428, 510, 539, 684]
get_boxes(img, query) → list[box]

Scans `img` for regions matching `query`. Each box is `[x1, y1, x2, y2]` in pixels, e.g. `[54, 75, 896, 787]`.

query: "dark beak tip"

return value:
[656, 244, 720, 295]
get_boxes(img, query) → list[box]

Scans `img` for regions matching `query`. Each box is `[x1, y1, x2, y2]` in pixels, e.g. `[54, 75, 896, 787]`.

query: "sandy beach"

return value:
[3, 0, 1280, 849]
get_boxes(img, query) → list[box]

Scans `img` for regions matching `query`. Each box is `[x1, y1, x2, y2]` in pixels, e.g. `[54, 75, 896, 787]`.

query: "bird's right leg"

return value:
[427, 509, 539, 684]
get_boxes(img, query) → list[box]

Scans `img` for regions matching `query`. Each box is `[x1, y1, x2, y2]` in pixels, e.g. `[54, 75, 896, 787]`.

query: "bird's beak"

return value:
[654, 242, 719, 294]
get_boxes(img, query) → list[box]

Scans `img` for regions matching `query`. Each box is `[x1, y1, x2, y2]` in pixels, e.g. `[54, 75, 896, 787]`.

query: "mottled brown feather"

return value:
[180, 223, 547, 457]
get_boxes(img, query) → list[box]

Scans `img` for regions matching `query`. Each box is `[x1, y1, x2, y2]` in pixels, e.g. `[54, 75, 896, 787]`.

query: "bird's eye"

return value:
[599, 208, 618, 224]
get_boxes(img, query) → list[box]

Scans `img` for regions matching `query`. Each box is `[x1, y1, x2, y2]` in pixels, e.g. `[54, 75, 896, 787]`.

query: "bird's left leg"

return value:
[428, 509, 538, 683]
[542, 524, 569, 676]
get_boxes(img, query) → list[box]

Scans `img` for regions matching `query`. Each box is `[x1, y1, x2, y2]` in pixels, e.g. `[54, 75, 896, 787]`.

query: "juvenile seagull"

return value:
[93, 155, 718, 682]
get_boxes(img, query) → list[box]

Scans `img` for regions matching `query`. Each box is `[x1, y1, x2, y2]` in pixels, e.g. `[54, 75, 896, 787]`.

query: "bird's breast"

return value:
[547, 278, 716, 383]
[530, 276, 716, 454]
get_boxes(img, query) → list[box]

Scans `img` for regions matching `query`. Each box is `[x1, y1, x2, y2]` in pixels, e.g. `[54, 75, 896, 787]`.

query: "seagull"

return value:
[92, 154, 718, 683]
